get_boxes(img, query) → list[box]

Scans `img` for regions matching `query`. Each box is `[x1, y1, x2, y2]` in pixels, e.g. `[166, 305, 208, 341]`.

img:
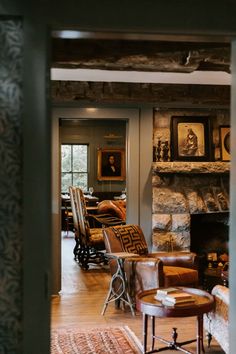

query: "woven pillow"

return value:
[112, 224, 148, 255]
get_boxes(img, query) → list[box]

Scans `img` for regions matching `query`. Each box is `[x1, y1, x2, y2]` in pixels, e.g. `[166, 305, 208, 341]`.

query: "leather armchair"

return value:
[97, 199, 126, 221]
[103, 224, 199, 303]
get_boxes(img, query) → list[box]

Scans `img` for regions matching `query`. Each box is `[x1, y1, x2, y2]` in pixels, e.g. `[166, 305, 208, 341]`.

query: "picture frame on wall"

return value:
[170, 116, 212, 161]
[219, 125, 230, 161]
[97, 148, 126, 181]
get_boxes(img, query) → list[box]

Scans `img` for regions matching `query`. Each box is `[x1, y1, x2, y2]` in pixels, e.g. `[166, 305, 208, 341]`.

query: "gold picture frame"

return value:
[219, 125, 230, 161]
[97, 148, 126, 181]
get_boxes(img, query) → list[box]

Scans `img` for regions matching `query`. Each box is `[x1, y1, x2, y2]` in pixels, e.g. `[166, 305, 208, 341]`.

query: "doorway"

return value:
[59, 118, 127, 287]
[52, 107, 142, 294]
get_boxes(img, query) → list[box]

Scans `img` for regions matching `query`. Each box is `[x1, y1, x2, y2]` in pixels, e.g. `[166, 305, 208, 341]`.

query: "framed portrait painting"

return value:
[170, 116, 212, 161]
[97, 148, 126, 181]
[219, 125, 230, 161]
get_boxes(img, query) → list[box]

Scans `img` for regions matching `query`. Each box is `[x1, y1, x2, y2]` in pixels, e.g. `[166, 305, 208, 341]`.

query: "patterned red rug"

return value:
[51, 326, 142, 353]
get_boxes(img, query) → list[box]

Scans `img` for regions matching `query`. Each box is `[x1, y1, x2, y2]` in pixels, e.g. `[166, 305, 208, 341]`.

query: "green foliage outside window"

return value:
[61, 144, 88, 193]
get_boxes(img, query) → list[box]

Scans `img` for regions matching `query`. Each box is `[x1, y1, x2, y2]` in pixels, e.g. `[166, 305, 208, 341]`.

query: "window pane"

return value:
[61, 144, 88, 192]
[61, 173, 72, 193]
[73, 173, 87, 191]
[73, 145, 87, 172]
[61, 145, 71, 172]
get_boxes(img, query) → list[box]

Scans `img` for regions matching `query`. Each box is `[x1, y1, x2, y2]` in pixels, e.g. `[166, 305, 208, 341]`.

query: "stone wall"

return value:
[51, 81, 230, 107]
[152, 163, 230, 252]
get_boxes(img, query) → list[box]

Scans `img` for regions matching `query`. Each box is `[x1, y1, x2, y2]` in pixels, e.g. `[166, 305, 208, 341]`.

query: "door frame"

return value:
[52, 107, 141, 294]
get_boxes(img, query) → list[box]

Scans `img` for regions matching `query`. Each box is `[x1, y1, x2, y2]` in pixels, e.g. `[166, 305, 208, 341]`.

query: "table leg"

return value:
[101, 257, 135, 316]
[196, 315, 203, 354]
[151, 315, 155, 351]
[143, 313, 148, 354]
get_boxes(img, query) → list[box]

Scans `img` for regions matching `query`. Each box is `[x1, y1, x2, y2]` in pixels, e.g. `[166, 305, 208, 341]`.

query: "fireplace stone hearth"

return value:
[152, 162, 230, 252]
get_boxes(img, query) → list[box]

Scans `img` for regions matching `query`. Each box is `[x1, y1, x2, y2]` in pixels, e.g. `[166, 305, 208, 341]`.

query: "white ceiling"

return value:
[51, 68, 231, 85]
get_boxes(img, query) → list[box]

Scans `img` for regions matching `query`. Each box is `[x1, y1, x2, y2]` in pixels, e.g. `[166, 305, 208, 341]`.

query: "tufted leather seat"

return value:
[163, 266, 198, 287]
[97, 199, 126, 221]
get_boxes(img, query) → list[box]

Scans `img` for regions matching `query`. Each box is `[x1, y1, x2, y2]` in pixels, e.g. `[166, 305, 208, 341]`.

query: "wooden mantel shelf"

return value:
[153, 161, 230, 174]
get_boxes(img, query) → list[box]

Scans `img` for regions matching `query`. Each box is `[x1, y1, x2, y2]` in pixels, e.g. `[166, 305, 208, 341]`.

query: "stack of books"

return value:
[154, 287, 196, 307]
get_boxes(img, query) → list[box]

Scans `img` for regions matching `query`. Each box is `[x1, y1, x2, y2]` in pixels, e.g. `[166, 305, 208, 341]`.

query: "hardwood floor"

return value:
[51, 234, 225, 353]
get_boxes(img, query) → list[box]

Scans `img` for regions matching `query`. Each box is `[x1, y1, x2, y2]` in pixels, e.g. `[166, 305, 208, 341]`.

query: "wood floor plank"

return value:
[51, 236, 225, 353]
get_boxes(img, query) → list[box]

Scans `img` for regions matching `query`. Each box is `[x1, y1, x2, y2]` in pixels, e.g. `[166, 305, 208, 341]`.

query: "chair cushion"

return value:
[163, 266, 198, 287]
[89, 228, 105, 249]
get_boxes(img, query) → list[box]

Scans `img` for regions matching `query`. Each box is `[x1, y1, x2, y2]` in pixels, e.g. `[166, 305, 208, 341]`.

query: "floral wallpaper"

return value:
[0, 19, 23, 353]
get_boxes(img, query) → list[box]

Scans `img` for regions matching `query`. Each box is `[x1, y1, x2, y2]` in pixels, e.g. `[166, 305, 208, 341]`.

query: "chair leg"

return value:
[73, 236, 80, 260]
[64, 215, 69, 237]
[80, 248, 90, 270]
[77, 245, 107, 270]
[206, 332, 212, 348]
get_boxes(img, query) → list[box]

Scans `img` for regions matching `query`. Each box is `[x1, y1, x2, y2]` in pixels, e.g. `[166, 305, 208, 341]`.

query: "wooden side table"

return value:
[101, 252, 139, 316]
[136, 287, 215, 354]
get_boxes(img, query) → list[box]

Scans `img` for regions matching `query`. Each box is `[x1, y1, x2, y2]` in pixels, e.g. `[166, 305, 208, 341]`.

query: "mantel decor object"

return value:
[170, 116, 212, 161]
[219, 125, 230, 161]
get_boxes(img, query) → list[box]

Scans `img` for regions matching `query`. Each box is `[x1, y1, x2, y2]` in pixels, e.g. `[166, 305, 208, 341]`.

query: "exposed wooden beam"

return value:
[51, 39, 231, 73]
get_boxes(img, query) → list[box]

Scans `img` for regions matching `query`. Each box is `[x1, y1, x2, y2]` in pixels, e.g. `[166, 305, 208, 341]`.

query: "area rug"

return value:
[51, 325, 142, 353]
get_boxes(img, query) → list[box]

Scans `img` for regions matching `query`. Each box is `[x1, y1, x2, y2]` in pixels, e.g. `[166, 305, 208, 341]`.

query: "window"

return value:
[61, 144, 88, 193]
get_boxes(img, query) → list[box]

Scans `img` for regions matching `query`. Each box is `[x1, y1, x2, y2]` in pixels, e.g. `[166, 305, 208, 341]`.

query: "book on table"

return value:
[165, 291, 194, 303]
[154, 288, 195, 305]
[162, 298, 196, 307]
[154, 287, 178, 301]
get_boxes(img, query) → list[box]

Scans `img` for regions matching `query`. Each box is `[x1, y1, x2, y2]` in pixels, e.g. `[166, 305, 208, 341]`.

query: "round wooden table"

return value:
[136, 287, 215, 354]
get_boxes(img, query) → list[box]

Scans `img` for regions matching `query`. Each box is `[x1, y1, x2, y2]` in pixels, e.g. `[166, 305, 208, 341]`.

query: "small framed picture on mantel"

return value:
[219, 125, 230, 161]
[170, 116, 213, 162]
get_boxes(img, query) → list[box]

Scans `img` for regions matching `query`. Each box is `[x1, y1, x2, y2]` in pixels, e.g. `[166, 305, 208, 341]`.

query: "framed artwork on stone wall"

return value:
[97, 148, 126, 181]
[170, 116, 212, 161]
[219, 125, 230, 161]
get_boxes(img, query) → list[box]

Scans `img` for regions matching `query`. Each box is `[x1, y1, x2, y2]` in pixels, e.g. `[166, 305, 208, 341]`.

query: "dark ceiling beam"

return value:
[51, 39, 231, 73]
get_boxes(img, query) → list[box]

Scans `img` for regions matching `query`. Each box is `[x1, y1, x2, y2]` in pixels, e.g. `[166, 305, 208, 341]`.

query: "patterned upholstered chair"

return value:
[69, 186, 124, 269]
[204, 285, 229, 354]
[103, 224, 199, 303]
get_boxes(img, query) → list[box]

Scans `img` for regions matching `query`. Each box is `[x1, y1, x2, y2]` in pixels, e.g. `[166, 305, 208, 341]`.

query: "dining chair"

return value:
[69, 186, 125, 269]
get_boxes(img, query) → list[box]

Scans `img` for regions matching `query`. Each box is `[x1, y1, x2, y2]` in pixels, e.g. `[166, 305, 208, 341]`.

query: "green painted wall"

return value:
[60, 119, 126, 192]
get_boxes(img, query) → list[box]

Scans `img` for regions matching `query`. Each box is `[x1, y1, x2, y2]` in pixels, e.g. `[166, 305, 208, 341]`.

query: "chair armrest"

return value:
[124, 257, 164, 298]
[212, 285, 229, 306]
[88, 214, 125, 227]
[150, 252, 198, 270]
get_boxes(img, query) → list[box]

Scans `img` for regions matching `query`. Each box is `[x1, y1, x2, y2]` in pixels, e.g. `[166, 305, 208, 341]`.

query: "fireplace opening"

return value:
[190, 212, 229, 276]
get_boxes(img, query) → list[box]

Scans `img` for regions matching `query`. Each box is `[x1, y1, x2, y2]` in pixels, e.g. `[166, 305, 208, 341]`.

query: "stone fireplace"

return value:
[152, 162, 230, 255]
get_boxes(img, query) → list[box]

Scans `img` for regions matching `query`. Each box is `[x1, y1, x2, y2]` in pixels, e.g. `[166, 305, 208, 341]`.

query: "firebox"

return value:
[190, 212, 229, 257]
